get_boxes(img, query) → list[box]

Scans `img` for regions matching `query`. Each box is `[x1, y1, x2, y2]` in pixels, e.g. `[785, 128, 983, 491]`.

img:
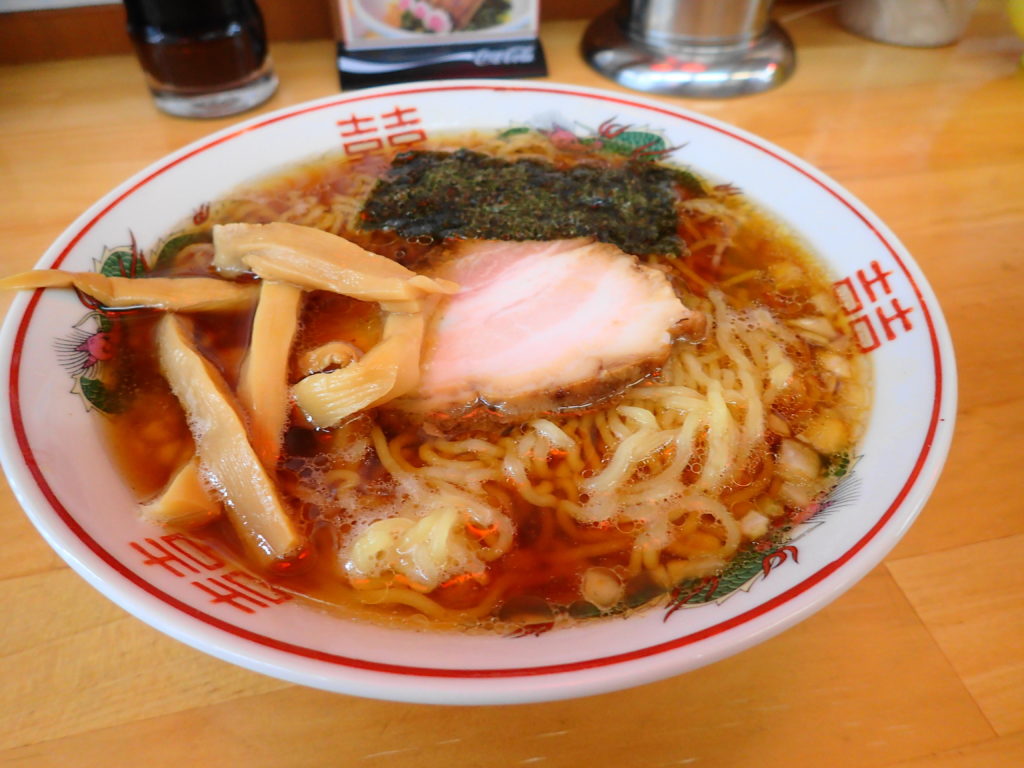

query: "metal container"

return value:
[582, 0, 794, 99]
[839, 0, 979, 47]
[124, 0, 278, 118]
[629, 0, 772, 46]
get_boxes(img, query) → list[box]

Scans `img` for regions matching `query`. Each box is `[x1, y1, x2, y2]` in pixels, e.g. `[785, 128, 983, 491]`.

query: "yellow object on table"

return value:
[0, 0, 1022, 765]
[1010, 0, 1024, 64]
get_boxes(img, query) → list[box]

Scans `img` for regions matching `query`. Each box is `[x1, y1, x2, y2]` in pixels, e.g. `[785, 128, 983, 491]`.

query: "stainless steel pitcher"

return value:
[582, 0, 795, 98]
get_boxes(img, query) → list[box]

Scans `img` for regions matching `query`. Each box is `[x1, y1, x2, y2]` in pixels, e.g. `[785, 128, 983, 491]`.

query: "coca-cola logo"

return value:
[473, 44, 535, 67]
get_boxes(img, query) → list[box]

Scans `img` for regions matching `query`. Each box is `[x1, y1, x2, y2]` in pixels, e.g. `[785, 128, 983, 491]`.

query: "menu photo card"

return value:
[335, 0, 547, 89]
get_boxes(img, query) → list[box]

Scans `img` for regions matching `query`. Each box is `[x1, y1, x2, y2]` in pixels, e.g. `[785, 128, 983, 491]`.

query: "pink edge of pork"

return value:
[385, 239, 700, 428]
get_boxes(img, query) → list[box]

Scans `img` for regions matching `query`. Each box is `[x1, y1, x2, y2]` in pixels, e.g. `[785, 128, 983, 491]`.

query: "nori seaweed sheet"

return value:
[359, 149, 700, 256]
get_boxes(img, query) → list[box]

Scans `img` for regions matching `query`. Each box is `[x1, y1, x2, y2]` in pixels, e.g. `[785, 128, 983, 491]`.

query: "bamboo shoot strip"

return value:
[140, 454, 222, 529]
[238, 281, 303, 469]
[212, 222, 458, 302]
[292, 311, 427, 428]
[156, 314, 307, 569]
[0, 270, 256, 311]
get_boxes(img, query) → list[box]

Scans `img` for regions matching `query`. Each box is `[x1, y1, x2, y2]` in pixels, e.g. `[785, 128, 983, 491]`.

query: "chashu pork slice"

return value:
[385, 238, 702, 432]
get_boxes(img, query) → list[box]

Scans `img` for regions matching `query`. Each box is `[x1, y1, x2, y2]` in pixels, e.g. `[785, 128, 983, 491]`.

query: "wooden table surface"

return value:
[1, 2, 1022, 765]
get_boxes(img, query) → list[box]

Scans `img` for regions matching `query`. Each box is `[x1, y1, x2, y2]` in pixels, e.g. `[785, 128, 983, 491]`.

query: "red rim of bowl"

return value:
[3, 82, 952, 683]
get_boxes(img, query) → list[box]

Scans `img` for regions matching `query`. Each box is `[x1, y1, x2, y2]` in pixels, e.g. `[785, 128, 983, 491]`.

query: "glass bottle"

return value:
[123, 0, 278, 118]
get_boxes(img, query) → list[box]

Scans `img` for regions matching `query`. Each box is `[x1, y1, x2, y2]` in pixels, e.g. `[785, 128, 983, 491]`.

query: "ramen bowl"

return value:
[0, 81, 955, 705]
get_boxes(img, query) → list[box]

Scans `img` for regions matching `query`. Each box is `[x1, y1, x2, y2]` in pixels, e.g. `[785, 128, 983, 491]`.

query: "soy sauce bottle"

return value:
[123, 0, 278, 118]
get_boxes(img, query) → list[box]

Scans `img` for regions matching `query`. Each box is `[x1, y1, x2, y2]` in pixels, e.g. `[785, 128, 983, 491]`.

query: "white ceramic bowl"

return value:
[0, 81, 956, 705]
